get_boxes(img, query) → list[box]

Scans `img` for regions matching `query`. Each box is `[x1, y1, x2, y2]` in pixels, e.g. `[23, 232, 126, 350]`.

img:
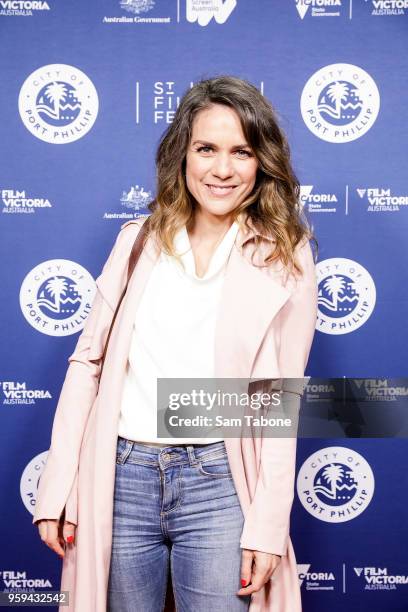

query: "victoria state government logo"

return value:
[296, 446, 375, 523]
[300, 63, 380, 143]
[19, 259, 96, 336]
[18, 64, 99, 144]
[315, 257, 376, 335]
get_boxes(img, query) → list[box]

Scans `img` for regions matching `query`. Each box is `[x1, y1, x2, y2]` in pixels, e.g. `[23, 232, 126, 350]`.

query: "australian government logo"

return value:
[316, 258, 376, 335]
[296, 446, 375, 522]
[103, 184, 152, 220]
[18, 64, 99, 144]
[300, 63, 380, 143]
[103, 0, 171, 23]
[0, 1, 50, 16]
[2, 189, 52, 214]
[19, 259, 96, 336]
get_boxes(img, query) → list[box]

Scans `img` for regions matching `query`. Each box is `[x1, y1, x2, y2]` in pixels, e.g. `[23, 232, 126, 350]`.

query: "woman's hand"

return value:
[37, 519, 77, 559]
[236, 548, 282, 596]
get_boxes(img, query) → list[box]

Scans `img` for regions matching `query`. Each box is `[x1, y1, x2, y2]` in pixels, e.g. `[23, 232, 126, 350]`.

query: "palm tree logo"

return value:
[45, 276, 68, 312]
[43, 82, 67, 120]
[314, 463, 357, 504]
[36, 275, 81, 318]
[318, 80, 362, 123]
[318, 274, 358, 317]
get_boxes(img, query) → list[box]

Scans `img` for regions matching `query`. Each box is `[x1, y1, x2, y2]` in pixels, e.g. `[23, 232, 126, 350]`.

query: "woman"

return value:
[33, 75, 318, 611]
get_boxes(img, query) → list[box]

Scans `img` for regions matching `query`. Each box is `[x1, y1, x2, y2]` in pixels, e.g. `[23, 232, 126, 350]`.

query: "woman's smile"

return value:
[205, 183, 238, 197]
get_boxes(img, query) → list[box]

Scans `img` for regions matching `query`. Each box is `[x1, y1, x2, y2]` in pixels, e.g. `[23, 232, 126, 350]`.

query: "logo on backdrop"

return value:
[19, 259, 96, 336]
[186, 0, 237, 25]
[0, 381, 52, 405]
[0, 1, 50, 17]
[1, 189, 52, 215]
[300, 185, 339, 214]
[364, 0, 408, 16]
[297, 564, 337, 591]
[20, 450, 49, 516]
[297, 446, 375, 522]
[300, 63, 380, 143]
[356, 187, 408, 212]
[295, 0, 344, 19]
[315, 258, 376, 335]
[353, 566, 408, 590]
[120, 0, 155, 13]
[0, 570, 52, 590]
[18, 64, 99, 144]
[103, 184, 152, 220]
[103, 0, 171, 23]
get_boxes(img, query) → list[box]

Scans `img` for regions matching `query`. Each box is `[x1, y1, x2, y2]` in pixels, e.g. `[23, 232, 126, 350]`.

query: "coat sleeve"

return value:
[32, 221, 141, 526]
[239, 238, 318, 556]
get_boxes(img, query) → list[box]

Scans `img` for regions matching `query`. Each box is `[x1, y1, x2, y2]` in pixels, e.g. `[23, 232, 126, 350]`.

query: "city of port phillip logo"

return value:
[120, 0, 155, 13]
[18, 64, 99, 144]
[19, 259, 96, 336]
[300, 63, 380, 143]
[297, 446, 375, 522]
[20, 450, 49, 516]
[186, 0, 237, 25]
[316, 258, 376, 335]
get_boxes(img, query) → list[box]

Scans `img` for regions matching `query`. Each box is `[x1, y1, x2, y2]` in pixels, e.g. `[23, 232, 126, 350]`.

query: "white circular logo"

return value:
[300, 63, 380, 143]
[20, 451, 48, 516]
[20, 259, 96, 336]
[18, 63, 99, 144]
[297, 446, 375, 523]
[316, 258, 376, 335]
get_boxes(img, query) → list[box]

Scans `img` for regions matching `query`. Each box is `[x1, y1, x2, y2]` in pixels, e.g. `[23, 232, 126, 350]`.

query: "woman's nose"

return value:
[211, 154, 234, 178]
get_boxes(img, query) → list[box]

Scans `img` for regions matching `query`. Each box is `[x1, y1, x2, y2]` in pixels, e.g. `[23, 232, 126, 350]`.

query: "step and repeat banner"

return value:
[1, 1, 407, 611]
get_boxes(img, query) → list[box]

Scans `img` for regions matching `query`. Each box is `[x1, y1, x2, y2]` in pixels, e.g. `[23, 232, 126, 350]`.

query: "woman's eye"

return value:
[196, 146, 252, 157]
[236, 149, 251, 157]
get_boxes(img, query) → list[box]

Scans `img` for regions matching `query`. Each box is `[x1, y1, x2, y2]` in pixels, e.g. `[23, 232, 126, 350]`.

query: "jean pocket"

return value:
[197, 451, 232, 478]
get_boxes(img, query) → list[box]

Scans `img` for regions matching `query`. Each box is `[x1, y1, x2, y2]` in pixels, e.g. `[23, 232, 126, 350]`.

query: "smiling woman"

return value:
[33, 75, 317, 612]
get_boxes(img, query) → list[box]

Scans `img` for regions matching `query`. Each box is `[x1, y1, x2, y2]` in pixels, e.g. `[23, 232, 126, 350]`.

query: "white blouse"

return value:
[117, 220, 240, 445]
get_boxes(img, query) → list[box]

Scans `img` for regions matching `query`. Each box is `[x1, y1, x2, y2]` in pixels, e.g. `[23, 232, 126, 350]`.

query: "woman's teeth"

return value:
[205, 184, 237, 197]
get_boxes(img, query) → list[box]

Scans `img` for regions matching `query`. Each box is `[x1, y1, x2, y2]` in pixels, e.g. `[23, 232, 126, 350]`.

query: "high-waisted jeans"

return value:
[107, 436, 251, 612]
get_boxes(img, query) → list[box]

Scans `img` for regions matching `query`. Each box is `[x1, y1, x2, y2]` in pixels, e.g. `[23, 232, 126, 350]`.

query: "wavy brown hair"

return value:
[144, 75, 318, 276]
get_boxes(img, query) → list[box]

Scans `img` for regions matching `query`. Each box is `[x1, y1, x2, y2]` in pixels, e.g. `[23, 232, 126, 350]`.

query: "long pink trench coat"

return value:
[33, 214, 318, 612]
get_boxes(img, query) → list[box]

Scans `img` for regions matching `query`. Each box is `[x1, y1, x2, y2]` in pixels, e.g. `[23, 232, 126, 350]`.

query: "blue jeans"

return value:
[107, 436, 251, 612]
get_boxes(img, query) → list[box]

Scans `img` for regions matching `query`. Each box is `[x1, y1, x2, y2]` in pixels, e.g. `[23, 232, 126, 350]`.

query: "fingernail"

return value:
[241, 579, 247, 587]
[66, 536, 74, 543]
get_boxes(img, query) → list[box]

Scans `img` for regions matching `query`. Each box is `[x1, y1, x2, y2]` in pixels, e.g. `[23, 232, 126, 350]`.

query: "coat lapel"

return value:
[103, 216, 292, 384]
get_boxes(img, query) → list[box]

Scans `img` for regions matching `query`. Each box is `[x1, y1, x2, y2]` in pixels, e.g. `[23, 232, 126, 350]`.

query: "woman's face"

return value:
[185, 104, 258, 220]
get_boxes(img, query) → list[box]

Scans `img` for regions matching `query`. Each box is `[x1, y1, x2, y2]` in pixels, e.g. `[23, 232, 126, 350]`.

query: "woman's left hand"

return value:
[236, 548, 282, 596]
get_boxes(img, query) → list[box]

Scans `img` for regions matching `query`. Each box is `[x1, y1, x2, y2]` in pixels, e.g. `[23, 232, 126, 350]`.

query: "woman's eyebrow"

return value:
[192, 139, 250, 148]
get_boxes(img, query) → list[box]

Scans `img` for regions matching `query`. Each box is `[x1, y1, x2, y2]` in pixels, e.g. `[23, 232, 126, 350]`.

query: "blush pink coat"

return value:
[33, 214, 318, 612]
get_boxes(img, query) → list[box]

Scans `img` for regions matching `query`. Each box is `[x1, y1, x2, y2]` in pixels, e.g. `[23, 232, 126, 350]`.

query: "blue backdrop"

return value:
[1, 1, 407, 610]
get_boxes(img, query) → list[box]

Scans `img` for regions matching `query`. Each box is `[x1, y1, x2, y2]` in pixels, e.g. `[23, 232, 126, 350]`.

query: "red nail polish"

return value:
[241, 579, 247, 587]
[67, 535, 74, 543]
